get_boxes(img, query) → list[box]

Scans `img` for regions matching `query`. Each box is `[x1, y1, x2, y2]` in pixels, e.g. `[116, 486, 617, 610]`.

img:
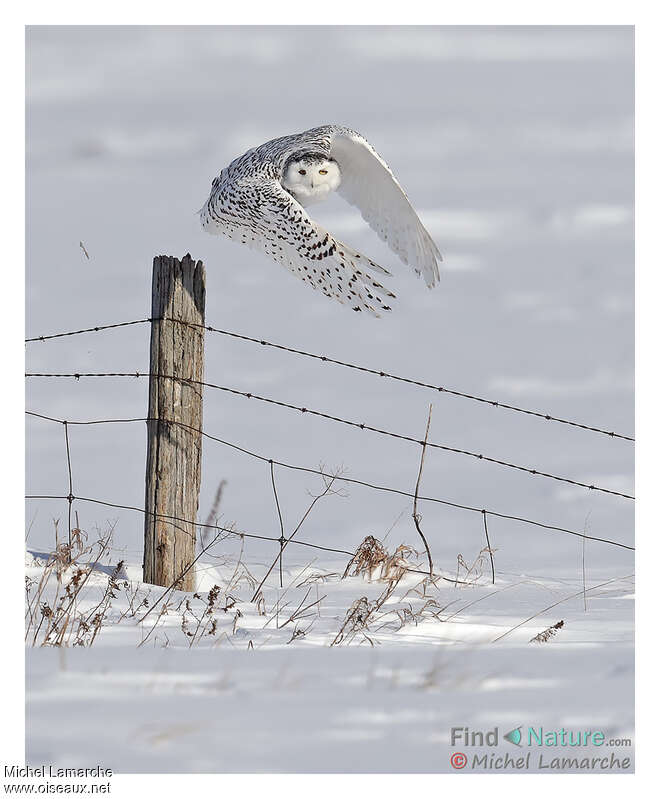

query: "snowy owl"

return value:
[200, 124, 442, 316]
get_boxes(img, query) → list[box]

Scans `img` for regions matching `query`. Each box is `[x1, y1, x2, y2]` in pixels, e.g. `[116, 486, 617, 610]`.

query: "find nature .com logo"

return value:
[449, 726, 632, 772]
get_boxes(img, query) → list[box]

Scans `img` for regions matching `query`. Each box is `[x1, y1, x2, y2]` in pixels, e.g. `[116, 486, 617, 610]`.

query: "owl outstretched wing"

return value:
[324, 127, 442, 288]
[203, 179, 396, 317]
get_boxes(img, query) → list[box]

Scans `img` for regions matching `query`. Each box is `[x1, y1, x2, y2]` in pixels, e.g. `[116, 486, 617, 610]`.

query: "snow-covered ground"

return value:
[25, 542, 634, 773]
[25, 26, 634, 774]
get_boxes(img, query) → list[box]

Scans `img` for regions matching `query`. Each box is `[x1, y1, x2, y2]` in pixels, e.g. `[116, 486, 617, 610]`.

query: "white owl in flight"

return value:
[200, 124, 441, 316]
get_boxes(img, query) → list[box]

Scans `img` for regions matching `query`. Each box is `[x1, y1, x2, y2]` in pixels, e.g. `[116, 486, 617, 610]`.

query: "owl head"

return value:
[282, 152, 341, 205]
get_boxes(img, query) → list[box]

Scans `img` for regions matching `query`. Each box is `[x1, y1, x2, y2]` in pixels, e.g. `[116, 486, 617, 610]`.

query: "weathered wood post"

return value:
[143, 254, 205, 591]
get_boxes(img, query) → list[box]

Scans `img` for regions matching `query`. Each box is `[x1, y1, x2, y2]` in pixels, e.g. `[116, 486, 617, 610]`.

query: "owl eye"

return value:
[319, 169, 328, 175]
[298, 169, 307, 175]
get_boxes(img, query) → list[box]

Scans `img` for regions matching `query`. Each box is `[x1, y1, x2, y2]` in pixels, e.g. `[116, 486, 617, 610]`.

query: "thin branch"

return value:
[251, 474, 339, 603]
[482, 510, 495, 584]
[491, 574, 634, 643]
[201, 479, 227, 550]
[412, 404, 434, 576]
[137, 526, 228, 646]
[270, 461, 285, 588]
[443, 579, 528, 622]
[279, 587, 326, 629]
[63, 421, 73, 556]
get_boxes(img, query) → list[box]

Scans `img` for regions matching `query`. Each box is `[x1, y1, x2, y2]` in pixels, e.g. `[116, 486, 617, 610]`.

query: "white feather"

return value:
[329, 130, 442, 288]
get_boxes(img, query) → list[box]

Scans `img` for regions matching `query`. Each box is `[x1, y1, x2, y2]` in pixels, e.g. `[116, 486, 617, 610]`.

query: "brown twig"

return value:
[201, 479, 227, 550]
[443, 579, 528, 623]
[482, 510, 495, 584]
[137, 526, 228, 646]
[262, 560, 318, 628]
[63, 421, 73, 558]
[251, 472, 339, 602]
[331, 574, 404, 646]
[278, 587, 326, 629]
[412, 405, 434, 577]
[269, 461, 286, 588]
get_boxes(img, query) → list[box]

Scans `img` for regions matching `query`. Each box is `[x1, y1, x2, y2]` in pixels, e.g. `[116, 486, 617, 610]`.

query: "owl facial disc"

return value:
[282, 155, 341, 205]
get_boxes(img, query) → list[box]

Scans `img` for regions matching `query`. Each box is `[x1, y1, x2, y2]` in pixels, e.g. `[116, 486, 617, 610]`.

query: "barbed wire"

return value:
[24, 494, 356, 557]
[24, 316, 634, 442]
[25, 373, 635, 500]
[25, 410, 635, 550]
[25, 318, 152, 342]
[25, 493, 473, 585]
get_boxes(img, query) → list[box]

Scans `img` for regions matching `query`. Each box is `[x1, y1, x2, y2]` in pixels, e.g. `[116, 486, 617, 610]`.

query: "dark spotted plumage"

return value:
[200, 124, 441, 317]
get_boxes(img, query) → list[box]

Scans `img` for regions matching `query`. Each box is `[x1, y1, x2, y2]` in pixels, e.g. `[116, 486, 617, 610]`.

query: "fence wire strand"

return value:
[25, 316, 634, 442]
[25, 373, 635, 500]
[24, 493, 356, 557]
[25, 318, 152, 342]
[25, 410, 635, 551]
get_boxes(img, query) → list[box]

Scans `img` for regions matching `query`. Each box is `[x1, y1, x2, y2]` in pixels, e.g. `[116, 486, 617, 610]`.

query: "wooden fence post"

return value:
[143, 254, 206, 591]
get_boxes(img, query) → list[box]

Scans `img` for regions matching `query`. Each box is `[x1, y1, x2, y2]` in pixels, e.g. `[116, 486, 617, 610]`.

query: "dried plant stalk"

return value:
[342, 536, 388, 580]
